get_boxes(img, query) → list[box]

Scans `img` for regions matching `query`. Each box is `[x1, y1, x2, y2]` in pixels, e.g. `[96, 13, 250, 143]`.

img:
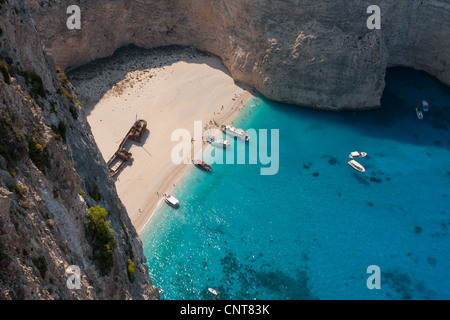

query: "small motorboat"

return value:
[208, 288, 219, 296]
[416, 107, 423, 120]
[349, 151, 367, 159]
[348, 160, 365, 172]
[422, 100, 429, 112]
[221, 124, 250, 142]
[193, 159, 212, 172]
[163, 193, 180, 208]
[208, 138, 230, 149]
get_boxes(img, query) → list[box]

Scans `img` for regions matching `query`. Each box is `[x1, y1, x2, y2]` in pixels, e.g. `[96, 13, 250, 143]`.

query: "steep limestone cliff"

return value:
[0, 0, 159, 299]
[1, 0, 447, 301]
[23, 0, 450, 110]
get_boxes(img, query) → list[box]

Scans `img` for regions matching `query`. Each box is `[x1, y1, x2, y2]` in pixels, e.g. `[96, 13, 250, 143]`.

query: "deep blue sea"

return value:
[141, 67, 450, 300]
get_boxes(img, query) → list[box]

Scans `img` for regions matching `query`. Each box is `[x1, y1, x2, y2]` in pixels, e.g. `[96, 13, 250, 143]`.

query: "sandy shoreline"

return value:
[138, 88, 252, 230]
[69, 47, 253, 233]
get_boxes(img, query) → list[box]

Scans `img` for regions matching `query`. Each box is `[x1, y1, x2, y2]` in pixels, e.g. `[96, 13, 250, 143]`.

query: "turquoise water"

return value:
[141, 67, 450, 300]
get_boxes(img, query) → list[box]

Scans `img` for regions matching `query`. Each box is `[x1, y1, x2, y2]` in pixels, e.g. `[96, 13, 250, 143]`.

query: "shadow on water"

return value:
[262, 67, 450, 150]
[350, 67, 450, 149]
[352, 172, 370, 186]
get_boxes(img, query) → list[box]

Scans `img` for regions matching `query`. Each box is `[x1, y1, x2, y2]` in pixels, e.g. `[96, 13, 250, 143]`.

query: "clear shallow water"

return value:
[141, 67, 450, 300]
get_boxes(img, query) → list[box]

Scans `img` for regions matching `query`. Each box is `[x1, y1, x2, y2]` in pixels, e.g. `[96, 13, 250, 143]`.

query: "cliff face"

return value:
[23, 0, 450, 110]
[0, 0, 159, 299]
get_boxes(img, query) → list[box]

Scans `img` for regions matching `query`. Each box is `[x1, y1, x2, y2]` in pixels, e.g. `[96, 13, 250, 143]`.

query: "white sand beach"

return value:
[71, 47, 253, 233]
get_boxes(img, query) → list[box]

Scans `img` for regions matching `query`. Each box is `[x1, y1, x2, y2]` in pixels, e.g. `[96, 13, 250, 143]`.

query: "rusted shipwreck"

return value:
[107, 119, 147, 177]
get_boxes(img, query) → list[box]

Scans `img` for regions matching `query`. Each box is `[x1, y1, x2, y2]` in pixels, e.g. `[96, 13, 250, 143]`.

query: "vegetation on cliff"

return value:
[0, 110, 26, 166]
[0, 61, 10, 85]
[56, 65, 74, 103]
[86, 206, 117, 276]
[27, 124, 50, 171]
[0, 0, 159, 299]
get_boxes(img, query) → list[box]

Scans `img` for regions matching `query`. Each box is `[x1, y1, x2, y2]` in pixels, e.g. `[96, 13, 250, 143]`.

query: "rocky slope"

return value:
[23, 0, 450, 110]
[0, 0, 159, 299]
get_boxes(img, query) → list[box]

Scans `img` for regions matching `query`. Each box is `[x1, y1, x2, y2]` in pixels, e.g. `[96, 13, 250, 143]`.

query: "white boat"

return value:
[422, 100, 429, 112]
[163, 193, 180, 208]
[221, 125, 250, 141]
[349, 151, 367, 159]
[208, 288, 219, 296]
[348, 160, 365, 172]
[416, 107, 423, 120]
[208, 138, 230, 149]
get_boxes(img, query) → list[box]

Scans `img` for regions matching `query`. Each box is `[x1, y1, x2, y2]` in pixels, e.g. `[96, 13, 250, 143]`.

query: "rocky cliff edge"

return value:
[0, 0, 159, 299]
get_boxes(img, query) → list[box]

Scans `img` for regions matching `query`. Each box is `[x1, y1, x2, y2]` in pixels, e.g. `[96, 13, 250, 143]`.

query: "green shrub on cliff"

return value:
[51, 121, 67, 144]
[127, 259, 135, 282]
[31, 256, 48, 278]
[29, 71, 46, 99]
[86, 206, 117, 276]
[69, 105, 78, 120]
[13, 183, 26, 199]
[89, 183, 101, 202]
[56, 64, 74, 103]
[28, 138, 50, 170]
[0, 110, 26, 166]
[28, 124, 50, 171]
[0, 61, 10, 84]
